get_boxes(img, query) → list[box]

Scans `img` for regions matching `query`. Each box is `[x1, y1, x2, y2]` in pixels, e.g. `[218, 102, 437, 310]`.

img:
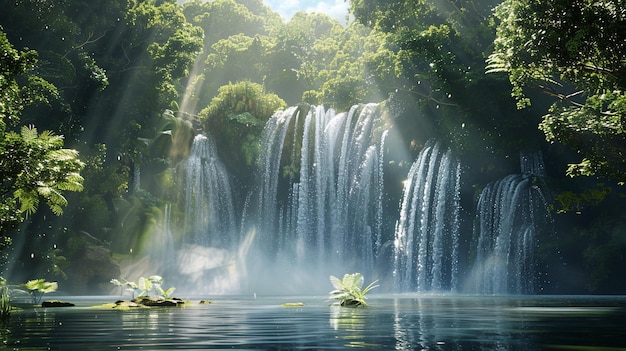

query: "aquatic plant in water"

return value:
[329, 273, 379, 307]
[22, 279, 58, 304]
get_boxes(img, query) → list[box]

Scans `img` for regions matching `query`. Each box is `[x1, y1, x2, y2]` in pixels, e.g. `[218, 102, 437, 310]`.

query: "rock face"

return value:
[65, 242, 121, 294]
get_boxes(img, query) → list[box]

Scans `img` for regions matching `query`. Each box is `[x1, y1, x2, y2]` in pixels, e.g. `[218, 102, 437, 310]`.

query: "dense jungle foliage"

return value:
[0, 0, 624, 293]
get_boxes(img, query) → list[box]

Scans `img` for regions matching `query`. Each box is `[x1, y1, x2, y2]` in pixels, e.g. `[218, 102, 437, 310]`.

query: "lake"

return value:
[3, 294, 625, 350]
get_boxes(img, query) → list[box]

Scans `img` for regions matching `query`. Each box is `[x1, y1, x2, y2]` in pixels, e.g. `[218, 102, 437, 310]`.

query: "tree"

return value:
[198, 81, 286, 182]
[0, 1, 205, 277]
[487, 0, 626, 180]
[0, 0, 112, 141]
[204, 33, 275, 98]
[182, 0, 278, 111]
[349, 0, 543, 166]
[0, 29, 84, 236]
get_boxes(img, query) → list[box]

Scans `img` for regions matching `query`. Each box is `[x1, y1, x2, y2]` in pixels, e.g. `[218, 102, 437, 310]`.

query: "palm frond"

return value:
[13, 188, 39, 216]
[20, 125, 39, 142]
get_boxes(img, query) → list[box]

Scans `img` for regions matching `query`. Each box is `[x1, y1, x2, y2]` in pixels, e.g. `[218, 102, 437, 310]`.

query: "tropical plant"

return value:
[11, 126, 85, 217]
[329, 273, 379, 307]
[148, 275, 176, 299]
[22, 279, 58, 304]
[0, 29, 85, 237]
[111, 275, 175, 299]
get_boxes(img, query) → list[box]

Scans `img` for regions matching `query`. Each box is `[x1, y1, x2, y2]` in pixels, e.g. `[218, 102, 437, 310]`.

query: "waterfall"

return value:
[257, 104, 387, 278]
[257, 106, 299, 240]
[175, 103, 548, 295]
[520, 151, 546, 176]
[183, 134, 237, 248]
[133, 163, 141, 192]
[393, 141, 461, 292]
[467, 151, 550, 294]
[161, 203, 176, 276]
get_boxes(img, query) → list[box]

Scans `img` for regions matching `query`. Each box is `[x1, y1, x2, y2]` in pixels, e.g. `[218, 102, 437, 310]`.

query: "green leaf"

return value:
[23, 279, 57, 293]
[148, 275, 163, 284]
[137, 277, 152, 294]
[163, 287, 176, 297]
[330, 275, 344, 290]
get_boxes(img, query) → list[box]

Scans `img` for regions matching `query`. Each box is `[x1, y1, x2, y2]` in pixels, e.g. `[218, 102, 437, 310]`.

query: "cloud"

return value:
[305, 0, 350, 23]
[264, 0, 349, 23]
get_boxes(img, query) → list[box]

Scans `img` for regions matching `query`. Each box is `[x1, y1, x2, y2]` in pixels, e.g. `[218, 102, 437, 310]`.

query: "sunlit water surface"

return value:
[3, 295, 625, 350]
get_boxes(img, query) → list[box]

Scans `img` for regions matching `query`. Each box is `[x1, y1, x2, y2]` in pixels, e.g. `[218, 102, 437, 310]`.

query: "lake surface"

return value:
[2, 294, 625, 350]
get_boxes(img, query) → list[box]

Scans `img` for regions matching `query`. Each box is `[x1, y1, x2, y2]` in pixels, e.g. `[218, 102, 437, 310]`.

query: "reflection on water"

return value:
[2, 295, 625, 350]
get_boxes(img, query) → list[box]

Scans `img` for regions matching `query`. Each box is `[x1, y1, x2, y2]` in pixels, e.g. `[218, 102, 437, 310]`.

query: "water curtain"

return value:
[468, 151, 550, 294]
[256, 104, 387, 277]
[393, 141, 462, 292]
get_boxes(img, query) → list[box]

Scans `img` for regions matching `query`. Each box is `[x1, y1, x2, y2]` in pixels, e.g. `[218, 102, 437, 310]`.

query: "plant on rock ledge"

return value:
[329, 273, 379, 307]
[111, 275, 175, 299]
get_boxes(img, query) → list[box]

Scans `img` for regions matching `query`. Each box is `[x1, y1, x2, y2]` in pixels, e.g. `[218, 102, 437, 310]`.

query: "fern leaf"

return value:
[14, 188, 39, 216]
[20, 125, 38, 142]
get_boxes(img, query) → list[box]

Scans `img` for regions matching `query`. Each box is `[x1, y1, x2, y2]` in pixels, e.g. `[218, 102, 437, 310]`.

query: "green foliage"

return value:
[554, 183, 612, 214]
[329, 273, 379, 307]
[198, 81, 286, 180]
[205, 34, 274, 93]
[0, 30, 85, 236]
[267, 15, 388, 108]
[349, 0, 542, 160]
[48, 247, 69, 280]
[0, 278, 10, 318]
[182, 0, 276, 105]
[487, 0, 626, 180]
[0, 29, 38, 128]
[570, 211, 626, 292]
[184, 0, 272, 44]
[111, 275, 175, 299]
[22, 279, 58, 304]
[10, 126, 84, 217]
[201, 82, 285, 124]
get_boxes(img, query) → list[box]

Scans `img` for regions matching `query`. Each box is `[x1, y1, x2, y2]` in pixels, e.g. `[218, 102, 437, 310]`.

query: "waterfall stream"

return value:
[466, 151, 551, 294]
[256, 104, 387, 279]
[174, 106, 550, 295]
[392, 141, 462, 292]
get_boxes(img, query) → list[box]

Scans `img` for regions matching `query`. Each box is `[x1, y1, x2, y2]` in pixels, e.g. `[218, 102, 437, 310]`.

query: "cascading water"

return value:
[466, 151, 550, 294]
[176, 133, 243, 293]
[175, 104, 546, 296]
[183, 133, 238, 248]
[393, 141, 462, 292]
[256, 104, 387, 280]
[162, 203, 174, 260]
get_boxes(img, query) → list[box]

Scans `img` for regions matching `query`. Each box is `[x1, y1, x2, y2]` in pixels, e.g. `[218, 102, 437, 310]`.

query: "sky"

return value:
[263, 0, 350, 23]
[177, 0, 351, 24]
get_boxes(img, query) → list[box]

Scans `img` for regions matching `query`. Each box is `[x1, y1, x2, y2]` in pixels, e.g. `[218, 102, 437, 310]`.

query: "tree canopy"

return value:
[0, 29, 84, 235]
[487, 0, 626, 180]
